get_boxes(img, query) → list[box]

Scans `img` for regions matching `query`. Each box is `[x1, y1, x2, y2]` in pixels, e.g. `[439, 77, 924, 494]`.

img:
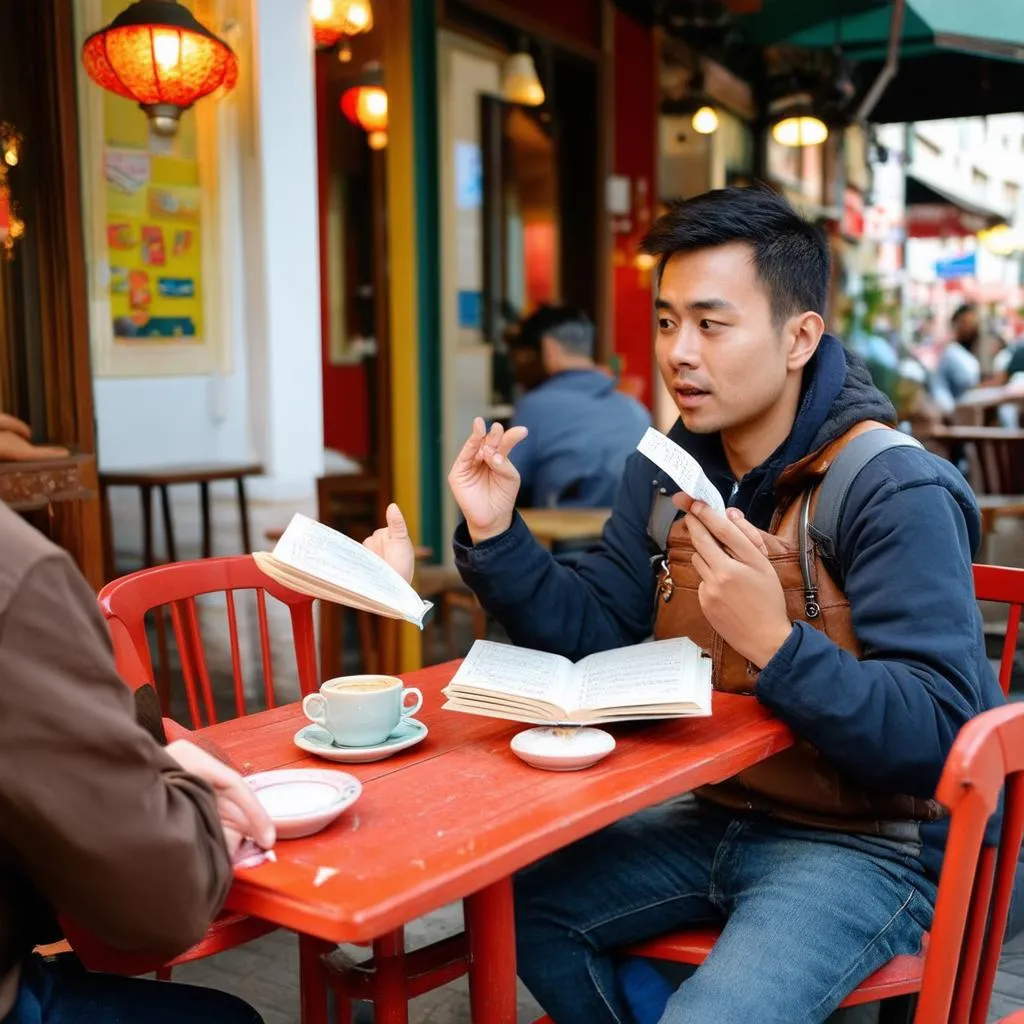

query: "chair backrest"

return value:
[915, 703, 1024, 1024]
[973, 563, 1024, 696]
[98, 555, 320, 727]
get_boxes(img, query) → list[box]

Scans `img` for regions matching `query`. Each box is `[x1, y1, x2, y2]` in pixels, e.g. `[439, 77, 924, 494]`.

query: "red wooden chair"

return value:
[85, 555, 468, 1024]
[536, 563, 1024, 1024]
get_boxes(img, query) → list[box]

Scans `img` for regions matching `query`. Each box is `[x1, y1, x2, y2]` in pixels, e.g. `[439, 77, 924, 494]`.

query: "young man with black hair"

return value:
[504, 305, 650, 508]
[368, 186, 1003, 1022]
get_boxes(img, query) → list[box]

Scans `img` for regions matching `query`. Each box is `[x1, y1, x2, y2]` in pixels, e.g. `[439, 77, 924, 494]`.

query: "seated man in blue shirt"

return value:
[506, 305, 651, 508]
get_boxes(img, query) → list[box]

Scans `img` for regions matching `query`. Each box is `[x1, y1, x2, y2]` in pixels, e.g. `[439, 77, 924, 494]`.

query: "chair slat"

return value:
[998, 603, 1021, 697]
[256, 589, 275, 710]
[168, 599, 204, 728]
[225, 590, 246, 719]
[972, 773, 1024, 1024]
[184, 597, 217, 726]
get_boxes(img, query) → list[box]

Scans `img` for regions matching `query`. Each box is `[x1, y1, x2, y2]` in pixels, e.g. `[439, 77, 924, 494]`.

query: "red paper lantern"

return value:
[82, 0, 238, 136]
[341, 84, 388, 150]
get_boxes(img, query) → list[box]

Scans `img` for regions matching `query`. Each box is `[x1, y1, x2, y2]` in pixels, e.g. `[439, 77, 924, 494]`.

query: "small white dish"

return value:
[247, 768, 361, 839]
[293, 718, 428, 764]
[510, 726, 616, 771]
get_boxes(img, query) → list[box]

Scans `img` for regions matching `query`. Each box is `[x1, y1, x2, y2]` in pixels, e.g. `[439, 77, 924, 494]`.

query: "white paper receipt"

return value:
[636, 428, 726, 515]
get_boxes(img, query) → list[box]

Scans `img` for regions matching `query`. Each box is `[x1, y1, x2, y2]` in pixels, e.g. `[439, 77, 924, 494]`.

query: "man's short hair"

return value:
[952, 303, 977, 325]
[640, 185, 830, 328]
[512, 305, 595, 359]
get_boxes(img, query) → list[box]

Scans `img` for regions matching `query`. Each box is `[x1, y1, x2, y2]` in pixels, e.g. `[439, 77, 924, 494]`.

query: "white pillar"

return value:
[245, 0, 323, 501]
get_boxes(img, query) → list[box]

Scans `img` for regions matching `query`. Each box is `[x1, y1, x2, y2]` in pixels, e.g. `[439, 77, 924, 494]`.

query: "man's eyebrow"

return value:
[654, 297, 738, 315]
[686, 298, 738, 313]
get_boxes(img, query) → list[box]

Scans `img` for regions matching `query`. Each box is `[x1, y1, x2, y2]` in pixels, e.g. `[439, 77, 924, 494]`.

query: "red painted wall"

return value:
[611, 7, 657, 409]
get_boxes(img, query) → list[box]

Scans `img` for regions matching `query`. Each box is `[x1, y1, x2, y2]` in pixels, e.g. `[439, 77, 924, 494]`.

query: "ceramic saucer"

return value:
[510, 726, 616, 771]
[294, 718, 428, 764]
[247, 768, 361, 839]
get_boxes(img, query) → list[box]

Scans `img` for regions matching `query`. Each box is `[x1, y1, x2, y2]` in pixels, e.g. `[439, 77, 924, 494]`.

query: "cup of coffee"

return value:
[302, 675, 423, 747]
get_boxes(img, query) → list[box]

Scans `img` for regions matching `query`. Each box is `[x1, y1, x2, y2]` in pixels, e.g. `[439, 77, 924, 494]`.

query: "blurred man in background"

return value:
[505, 304, 651, 508]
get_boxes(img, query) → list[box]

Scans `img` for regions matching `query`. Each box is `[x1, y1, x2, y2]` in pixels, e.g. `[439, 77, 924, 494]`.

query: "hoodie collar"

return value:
[659, 334, 896, 529]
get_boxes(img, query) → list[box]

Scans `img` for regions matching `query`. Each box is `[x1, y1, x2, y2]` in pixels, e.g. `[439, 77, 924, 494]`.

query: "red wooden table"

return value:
[203, 660, 794, 1023]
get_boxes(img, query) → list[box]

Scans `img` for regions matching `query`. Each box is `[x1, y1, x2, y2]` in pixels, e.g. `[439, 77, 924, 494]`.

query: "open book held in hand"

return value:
[253, 513, 432, 628]
[442, 636, 711, 725]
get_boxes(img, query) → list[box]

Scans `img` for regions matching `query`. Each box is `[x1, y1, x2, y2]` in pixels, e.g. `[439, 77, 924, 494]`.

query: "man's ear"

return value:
[539, 335, 560, 373]
[786, 311, 825, 372]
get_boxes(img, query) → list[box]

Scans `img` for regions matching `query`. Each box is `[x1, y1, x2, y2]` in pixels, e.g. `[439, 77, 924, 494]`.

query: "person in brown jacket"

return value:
[0, 501, 275, 1023]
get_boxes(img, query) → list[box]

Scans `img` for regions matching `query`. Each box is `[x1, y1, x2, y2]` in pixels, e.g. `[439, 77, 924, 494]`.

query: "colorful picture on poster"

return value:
[158, 277, 195, 298]
[173, 230, 194, 257]
[107, 223, 135, 250]
[141, 226, 166, 266]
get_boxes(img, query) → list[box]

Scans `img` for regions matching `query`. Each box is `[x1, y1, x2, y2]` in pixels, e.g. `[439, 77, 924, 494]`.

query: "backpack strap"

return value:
[809, 428, 923, 582]
[647, 490, 679, 558]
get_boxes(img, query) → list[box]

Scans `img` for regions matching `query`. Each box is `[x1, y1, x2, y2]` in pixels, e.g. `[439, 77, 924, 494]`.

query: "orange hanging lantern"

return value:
[341, 84, 388, 150]
[310, 0, 373, 61]
[82, 0, 238, 137]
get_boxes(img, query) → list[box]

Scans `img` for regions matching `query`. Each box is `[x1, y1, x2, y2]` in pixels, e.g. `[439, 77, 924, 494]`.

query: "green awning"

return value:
[781, 0, 1024, 62]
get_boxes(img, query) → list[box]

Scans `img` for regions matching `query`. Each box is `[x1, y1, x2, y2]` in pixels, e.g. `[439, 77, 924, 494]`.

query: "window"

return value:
[973, 169, 990, 194]
[1004, 182, 1021, 211]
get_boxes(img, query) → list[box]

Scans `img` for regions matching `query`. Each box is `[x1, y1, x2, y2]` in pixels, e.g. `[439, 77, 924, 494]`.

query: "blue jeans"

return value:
[514, 796, 936, 1024]
[4, 954, 263, 1023]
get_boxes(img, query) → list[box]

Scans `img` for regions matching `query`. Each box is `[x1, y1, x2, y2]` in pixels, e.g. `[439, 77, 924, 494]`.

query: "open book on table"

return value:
[253, 513, 432, 628]
[442, 636, 711, 725]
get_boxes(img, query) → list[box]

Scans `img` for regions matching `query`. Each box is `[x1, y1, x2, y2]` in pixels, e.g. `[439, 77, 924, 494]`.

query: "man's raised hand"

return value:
[447, 418, 528, 544]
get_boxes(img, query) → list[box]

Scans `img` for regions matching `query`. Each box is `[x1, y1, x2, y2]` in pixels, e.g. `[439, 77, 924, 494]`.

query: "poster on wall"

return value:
[77, 0, 226, 378]
[105, 146, 203, 343]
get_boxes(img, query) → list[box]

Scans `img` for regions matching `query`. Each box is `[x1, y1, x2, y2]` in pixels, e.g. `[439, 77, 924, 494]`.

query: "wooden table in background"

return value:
[519, 507, 612, 550]
[100, 461, 263, 572]
[205, 661, 794, 1024]
[954, 382, 1024, 426]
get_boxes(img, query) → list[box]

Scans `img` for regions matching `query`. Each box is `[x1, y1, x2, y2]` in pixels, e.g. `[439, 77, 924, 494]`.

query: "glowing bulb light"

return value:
[341, 84, 388, 149]
[690, 105, 719, 135]
[771, 115, 828, 148]
[311, 0, 374, 50]
[502, 52, 545, 107]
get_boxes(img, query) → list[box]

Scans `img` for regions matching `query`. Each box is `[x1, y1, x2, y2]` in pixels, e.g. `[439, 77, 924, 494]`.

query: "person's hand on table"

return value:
[447, 417, 528, 545]
[675, 498, 793, 669]
[363, 503, 416, 583]
[165, 739, 275, 857]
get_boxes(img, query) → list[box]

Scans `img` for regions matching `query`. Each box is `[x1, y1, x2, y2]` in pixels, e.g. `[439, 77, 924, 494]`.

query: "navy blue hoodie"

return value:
[454, 335, 1005, 877]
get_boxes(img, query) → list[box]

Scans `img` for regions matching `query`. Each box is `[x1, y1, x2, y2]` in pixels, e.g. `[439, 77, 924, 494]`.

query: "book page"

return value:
[569, 637, 705, 712]
[271, 513, 430, 625]
[637, 428, 726, 515]
[448, 640, 573, 706]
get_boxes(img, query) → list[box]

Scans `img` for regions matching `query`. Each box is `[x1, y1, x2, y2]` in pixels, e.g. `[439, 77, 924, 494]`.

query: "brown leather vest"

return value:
[654, 421, 943, 838]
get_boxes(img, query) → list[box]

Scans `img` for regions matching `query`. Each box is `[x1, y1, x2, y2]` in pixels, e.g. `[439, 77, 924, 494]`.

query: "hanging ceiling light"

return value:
[502, 50, 545, 107]
[310, 0, 373, 62]
[690, 105, 719, 135]
[81, 0, 238, 137]
[341, 79, 388, 150]
[770, 93, 828, 148]
[687, 65, 718, 135]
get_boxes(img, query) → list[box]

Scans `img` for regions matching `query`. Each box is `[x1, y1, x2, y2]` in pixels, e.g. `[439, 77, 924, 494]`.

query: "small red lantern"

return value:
[82, 0, 238, 136]
[341, 84, 388, 150]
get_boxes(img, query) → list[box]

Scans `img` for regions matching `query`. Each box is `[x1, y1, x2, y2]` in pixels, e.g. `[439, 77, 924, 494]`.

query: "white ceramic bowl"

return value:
[247, 768, 361, 839]
[510, 726, 616, 771]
